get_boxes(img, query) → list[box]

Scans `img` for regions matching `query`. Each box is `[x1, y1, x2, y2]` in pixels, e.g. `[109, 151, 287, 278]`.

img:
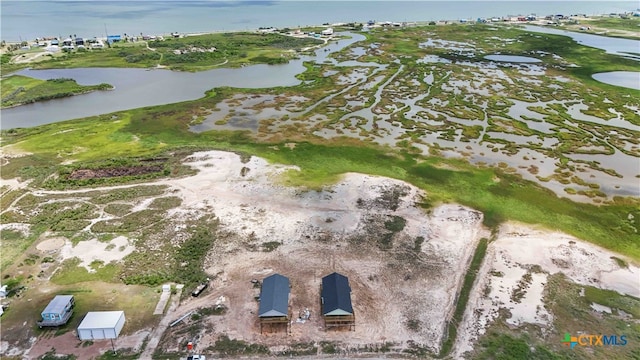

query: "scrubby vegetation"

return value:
[1, 75, 112, 108]
[2, 32, 323, 74]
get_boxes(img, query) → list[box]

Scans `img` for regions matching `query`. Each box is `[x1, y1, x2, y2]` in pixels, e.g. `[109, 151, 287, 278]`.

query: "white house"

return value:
[321, 28, 334, 36]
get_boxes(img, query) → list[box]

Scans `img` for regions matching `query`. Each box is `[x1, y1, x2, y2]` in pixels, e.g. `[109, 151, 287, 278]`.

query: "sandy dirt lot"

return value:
[59, 236, 135, 272]
[3, 149, 636, 359]
[150, 151, 487, 354]
[454, 222, 640, 357]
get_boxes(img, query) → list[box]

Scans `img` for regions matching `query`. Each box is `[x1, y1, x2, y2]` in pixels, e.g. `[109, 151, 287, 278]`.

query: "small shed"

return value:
[38, 295, 74, 328]
[258, 273, 290, 333]
[77, 311, 125, 340]
[321, 272, 355, 330]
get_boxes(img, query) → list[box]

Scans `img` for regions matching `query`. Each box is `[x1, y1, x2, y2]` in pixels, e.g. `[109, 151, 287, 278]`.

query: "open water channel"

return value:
[1, 33, 365, 129]
[2, 28, 638, 128]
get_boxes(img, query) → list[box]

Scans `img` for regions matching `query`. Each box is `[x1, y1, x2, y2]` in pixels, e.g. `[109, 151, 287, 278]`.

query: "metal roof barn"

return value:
[77, 311, 125, 340]
[258, 273, 290, 318]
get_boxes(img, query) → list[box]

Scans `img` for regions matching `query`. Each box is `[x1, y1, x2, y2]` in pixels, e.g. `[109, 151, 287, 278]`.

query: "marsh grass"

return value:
[1, 75, 112, 108]
[1, 24, 638, 264]
[583, 287, 640, 318]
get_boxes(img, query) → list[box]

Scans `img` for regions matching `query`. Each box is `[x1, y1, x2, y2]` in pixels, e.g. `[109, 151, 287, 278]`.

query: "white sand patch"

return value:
[454, 222, 640, 357]
[505, 272, 552, 326]
[60, 236, 135, 271]
[0, 340, 22, 357]
[495, 223, 639, 297]
[164, 151, 433, 244]
[131, 197, 155, 212]
[0, 223, 30, 234]
[591, 303, 612, 313]
[0, 178, 30, 192]
[0, 143, 32, 158]
[36, 237, 66, 252]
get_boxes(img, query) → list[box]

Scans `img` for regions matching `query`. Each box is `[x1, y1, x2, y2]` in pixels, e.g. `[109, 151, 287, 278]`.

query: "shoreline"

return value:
[2, 11, 638, 49]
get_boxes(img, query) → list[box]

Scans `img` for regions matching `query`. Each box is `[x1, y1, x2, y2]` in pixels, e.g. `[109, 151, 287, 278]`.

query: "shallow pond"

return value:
[523, 25, 640, 60]
[484, 55, 541, 63]
[592, 71, 640, 91]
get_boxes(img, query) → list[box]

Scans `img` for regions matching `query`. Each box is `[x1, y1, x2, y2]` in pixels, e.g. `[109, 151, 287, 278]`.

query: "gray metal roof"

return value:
[321, 272, 353, 316]
[259, 274, 290, 317]
[42, 295, 74, 315]
[78, 311, 124, 329]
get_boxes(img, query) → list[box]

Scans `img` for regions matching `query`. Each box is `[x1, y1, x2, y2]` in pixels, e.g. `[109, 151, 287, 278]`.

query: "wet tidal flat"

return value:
[192, 26, 640, 201]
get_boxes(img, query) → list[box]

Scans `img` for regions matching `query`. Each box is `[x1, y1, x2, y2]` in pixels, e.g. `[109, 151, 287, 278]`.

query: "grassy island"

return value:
[1, 75, 112, 108]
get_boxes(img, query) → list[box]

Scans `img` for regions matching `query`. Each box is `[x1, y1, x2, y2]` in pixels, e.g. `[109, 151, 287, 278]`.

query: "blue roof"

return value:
[42, 295, 73, 315]
[321, 272, 353, 316]
[259, 274, 289, 317]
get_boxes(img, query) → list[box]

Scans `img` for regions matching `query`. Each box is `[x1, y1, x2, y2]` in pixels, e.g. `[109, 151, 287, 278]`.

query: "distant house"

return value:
[107, 35, 121, 44]
[321, 28, 334, 36]
[77, 311, 126, 340]
[258, 273, 290, 333]
[37, 295, 74, 328]
[75, 37, 85, 47]
[50, 39, 59, 46]
[321, 272, 355, 330]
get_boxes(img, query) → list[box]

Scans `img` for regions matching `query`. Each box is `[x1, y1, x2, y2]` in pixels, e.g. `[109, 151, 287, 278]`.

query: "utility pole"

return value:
[104, 23, 111, 48]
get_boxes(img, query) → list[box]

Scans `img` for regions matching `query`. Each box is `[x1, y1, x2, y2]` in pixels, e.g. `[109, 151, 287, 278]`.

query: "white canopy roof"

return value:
[78, 311, 124, 329]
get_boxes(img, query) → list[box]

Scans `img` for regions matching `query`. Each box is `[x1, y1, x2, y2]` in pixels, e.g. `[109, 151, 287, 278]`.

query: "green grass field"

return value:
[578, 16, 640, 36]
